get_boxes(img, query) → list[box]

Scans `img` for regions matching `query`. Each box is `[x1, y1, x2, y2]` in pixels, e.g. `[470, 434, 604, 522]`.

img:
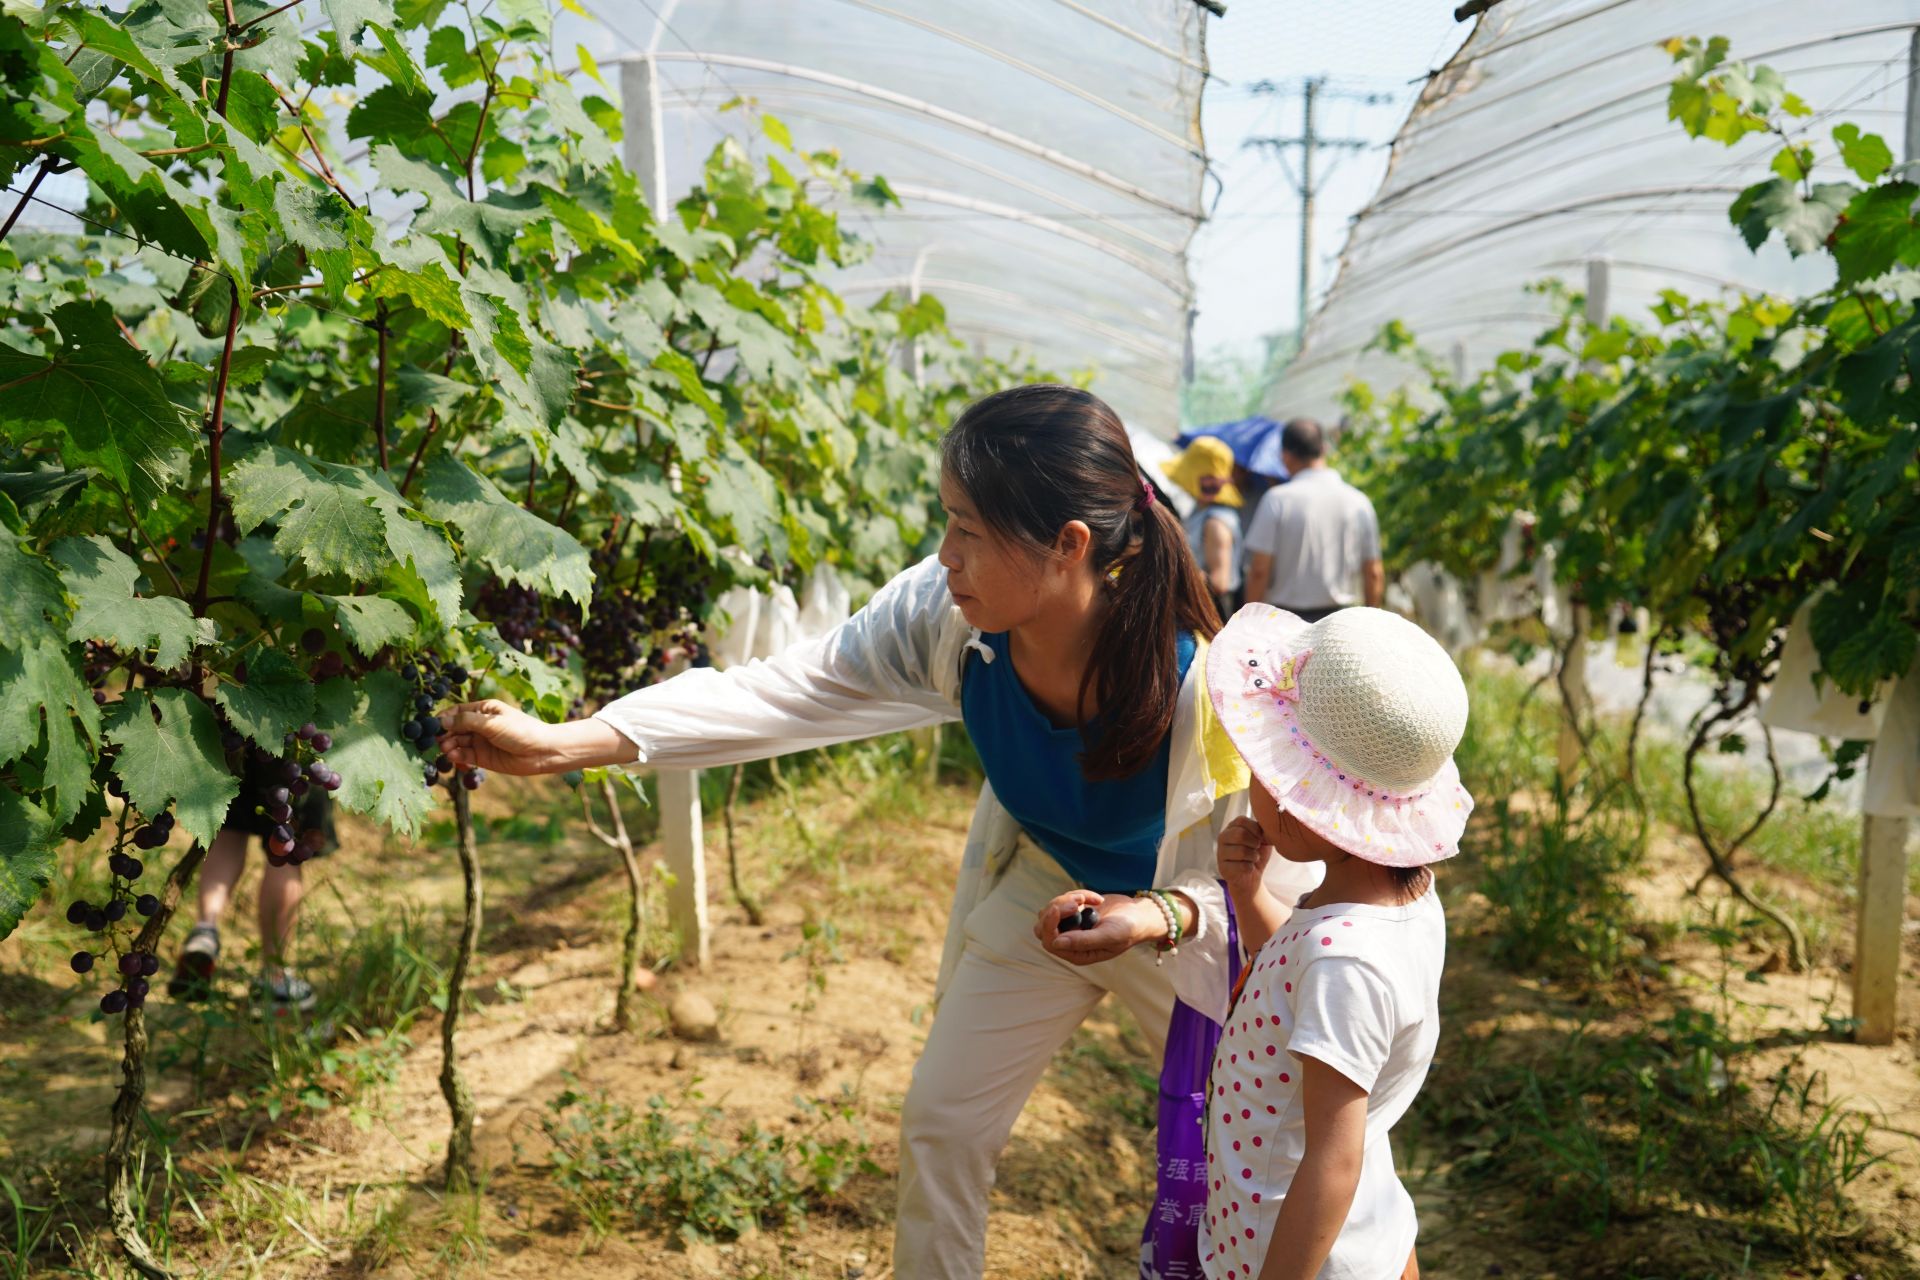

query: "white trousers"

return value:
[894, 836, 1180, 1279]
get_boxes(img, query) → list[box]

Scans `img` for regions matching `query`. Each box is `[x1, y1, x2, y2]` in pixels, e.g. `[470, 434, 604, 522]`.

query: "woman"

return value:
[438, 384, 1320, 1279]
[1161, 435, 1245, 622]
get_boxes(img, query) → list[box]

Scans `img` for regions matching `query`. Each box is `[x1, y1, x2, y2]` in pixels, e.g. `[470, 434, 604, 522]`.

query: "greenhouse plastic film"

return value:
[1269, 0, 1918, 424]
[582, 0, 1210, 435]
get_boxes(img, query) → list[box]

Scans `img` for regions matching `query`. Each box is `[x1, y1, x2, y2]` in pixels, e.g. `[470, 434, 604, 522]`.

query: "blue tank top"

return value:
[960, 629, 1197, 894]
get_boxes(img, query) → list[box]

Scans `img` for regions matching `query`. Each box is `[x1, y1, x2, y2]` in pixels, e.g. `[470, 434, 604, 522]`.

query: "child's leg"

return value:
[195, 828, 250, 927]
[257, 860, 305, 972]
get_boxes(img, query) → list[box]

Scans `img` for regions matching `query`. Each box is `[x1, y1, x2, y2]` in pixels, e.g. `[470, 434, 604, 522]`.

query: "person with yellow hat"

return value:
[1162, 435, 1246, 621]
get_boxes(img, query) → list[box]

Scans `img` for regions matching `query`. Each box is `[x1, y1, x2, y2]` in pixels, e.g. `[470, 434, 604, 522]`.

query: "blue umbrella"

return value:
[1177, 415, 1290, 480]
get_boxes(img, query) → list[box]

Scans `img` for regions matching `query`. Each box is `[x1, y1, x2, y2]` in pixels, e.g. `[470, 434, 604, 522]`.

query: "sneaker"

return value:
[251, 968, 317, 1014]
[166, 925, 220, 1000]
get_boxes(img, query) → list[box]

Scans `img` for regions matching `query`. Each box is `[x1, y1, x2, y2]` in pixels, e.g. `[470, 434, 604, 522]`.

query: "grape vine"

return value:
[0, 0, 1026, 1268]
[1343, 37, 1919, 969]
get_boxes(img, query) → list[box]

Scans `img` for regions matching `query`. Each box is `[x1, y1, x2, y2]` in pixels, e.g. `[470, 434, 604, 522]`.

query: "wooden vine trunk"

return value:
[108, 840, 207, 1280]
[442, 788, 483, 1190]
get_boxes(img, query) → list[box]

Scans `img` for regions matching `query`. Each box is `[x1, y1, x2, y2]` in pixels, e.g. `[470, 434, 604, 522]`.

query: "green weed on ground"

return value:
[1410, 662, 1901, 1275]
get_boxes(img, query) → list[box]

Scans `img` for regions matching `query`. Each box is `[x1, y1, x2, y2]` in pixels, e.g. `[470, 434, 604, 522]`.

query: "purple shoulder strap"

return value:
[1140, 885, 1240, 1279]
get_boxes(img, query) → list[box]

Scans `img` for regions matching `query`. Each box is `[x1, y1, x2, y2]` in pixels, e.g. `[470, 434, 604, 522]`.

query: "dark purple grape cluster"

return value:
[301, 626, 347, 681]
[83, 639, 117, 707]
[575, 544, 706, 707]
[398, 652, 484, 793]
[475, 579, 578, 666]
[214, 716, 338, 868]
[68, 808, 169, 1015]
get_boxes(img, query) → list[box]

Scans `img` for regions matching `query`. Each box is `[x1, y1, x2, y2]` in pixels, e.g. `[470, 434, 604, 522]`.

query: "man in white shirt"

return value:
[1242, 418, 1384, 621]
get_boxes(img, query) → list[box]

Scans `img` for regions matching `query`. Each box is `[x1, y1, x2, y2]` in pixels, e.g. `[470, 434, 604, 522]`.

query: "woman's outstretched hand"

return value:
[436, 701, 639, 775]
[1034, 889, 1167, 966]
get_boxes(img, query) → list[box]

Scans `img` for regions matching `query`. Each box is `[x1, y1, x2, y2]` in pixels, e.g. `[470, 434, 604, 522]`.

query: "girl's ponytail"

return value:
[942, 385, 1221, 780]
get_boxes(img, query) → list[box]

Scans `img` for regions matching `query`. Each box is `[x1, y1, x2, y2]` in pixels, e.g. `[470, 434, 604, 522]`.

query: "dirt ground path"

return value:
[13, 762, 1920, 1278]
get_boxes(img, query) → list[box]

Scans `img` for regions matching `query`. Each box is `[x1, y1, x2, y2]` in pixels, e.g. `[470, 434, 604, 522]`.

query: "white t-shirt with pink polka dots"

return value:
[1199, 887, 1445, 1280]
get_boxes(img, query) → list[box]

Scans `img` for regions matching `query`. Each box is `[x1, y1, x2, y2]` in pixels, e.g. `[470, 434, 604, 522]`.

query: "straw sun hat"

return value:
[1159, 436, 1243, 507]
[1206, 604, 1474, 867]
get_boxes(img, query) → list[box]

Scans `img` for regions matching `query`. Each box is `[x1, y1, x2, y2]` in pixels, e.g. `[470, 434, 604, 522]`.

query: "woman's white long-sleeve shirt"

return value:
[592, 555, 1319, 1024]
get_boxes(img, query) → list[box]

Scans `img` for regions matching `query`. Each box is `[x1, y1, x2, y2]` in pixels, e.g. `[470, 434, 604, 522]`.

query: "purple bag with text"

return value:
[1140, 885, 1240, 1279]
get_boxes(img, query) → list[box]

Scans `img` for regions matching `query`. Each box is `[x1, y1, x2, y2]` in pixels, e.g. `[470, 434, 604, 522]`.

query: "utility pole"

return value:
[1244, 77, 1389, 339]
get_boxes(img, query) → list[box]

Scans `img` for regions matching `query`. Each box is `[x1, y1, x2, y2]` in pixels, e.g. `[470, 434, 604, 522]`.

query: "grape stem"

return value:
[372, 301, 389, 470]
[0, 156, 57, 245]
[581, 776, 656, 1029]
[119, 492, 186, 598]
[441, 786, 483, 1190]
[721, 762, 765, 926]
[191, 279, 243, 615]
[106, 836, 209, 1279]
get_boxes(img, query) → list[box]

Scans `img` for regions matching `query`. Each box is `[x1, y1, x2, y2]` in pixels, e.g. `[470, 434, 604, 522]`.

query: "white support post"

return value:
[655, 766, 710, 968]
[1856, 784, 1907, 1045]
[1854, 29, 1919, 1043]
[620, 56, 668, 216]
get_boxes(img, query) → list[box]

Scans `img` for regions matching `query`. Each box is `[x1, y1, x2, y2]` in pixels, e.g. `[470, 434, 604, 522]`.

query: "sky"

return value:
[1188, 1, 1469, 361]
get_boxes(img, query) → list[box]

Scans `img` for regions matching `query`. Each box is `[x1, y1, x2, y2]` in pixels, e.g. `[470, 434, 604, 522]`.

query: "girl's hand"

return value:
[1218, 815, 1273, 901]
[437, 701, 636, 775]
[1034, 891, 1165, 966]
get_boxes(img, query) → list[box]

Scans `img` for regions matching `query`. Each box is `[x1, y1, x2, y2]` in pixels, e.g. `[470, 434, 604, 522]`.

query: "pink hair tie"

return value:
[1136, 479, 1157, 512]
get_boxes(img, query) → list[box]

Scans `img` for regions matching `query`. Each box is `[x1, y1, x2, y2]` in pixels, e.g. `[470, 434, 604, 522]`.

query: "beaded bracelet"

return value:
[1135, 890, 1180, 963]
[1152, 890, 1183, 953]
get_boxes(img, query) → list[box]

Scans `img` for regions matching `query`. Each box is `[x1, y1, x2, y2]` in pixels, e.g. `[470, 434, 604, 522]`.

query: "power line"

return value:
[1242, 77, 1379, 334]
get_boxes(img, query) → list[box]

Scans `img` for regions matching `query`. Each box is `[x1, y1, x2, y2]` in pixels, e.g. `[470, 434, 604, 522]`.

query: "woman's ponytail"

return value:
[942, 385, 1221, 781]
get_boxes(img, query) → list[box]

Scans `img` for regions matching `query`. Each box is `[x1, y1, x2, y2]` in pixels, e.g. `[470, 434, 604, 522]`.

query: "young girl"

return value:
[1199, 603, 1473, 1280]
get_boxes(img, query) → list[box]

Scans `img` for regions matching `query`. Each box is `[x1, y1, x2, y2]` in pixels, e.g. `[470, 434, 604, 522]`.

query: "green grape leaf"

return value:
[273, 183, 364, 297]
[213, 648, 315, 746]
[0, 634, 98, 823]
[65, 9, 188, 97]
[328, 593, 417, 654]
[379, 507, 463, 627]
[419, 458, 592, 608]
[0, 300, 194, 505]
[322, 0, 396, 53]
[469, 624, 571, 717]
[104, 688, 238, 848]
[538, 78, 615, 171]
[605, 470, 679, 526]
[0, 786, 57, 944]
[234, 537, 308, 623]
[651, 347, 723, 424]
[425, 24, 483, 88]
[226, 446, 462, 624]
[347, 82, 436, 143]
[1831, 181, 1920, 287]
[1833, 123, 1894, 184]
[372, 146, 544, 258]
[226, 447, 392, 581]
[1809, 570, 1918, 699]
[1728, 178, 1851, 256]
[364, 21, 428, 94]
[703, 449, 786, 562]
[0, 530, 68, 649]
[49, 536, 207, 670]
[394, 366, 475, 413]
[0, 465, 91, 523]
[61, 130, 213, 264]
[227, 344, 279, 387]
[313, 672, 435, 835]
